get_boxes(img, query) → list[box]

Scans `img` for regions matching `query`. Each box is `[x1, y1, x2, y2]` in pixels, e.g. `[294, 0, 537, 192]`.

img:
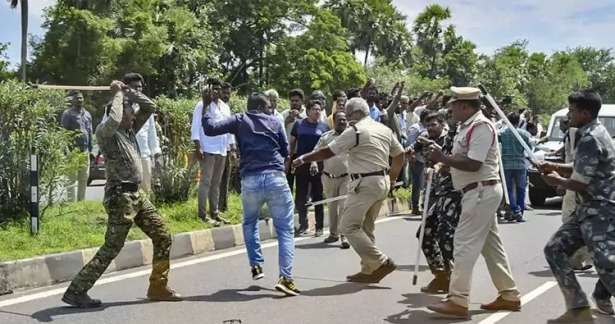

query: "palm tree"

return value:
[9, 0, 28, 81]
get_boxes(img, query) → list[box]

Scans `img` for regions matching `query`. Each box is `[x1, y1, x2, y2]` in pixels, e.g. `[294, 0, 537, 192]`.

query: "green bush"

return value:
[0, 80, 85, 221]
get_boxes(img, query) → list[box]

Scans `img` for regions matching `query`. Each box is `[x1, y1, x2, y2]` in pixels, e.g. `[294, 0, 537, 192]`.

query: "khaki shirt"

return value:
[329, 117, 404, 174]
[316, 129, 348, 176]
[450, 110, 500, 190]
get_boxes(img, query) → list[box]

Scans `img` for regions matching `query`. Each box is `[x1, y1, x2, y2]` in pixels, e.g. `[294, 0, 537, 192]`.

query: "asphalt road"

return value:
[1, 201, 613, 324]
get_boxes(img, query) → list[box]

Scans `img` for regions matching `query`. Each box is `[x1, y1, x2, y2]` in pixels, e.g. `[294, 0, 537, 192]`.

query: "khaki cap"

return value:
[447, 86, 481, 105]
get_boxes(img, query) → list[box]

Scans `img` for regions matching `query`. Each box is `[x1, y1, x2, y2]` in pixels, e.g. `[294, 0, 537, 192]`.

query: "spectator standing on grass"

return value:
[191, 78, 235, 226]
[61, 90, 92, 202]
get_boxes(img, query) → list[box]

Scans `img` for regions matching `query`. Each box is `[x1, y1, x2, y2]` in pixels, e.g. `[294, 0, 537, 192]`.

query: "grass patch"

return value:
[394, 187, 411, 202]
[0, 193, 244, 262]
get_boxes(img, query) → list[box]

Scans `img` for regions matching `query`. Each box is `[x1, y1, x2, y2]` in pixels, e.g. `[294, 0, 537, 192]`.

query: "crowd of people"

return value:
[58, 73, 615, 324]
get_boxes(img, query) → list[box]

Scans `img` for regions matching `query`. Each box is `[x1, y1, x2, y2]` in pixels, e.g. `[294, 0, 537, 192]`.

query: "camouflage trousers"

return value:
[544, 212, 615, 310]
[416, 191, 462, 273]
[66, 188, 172, 295]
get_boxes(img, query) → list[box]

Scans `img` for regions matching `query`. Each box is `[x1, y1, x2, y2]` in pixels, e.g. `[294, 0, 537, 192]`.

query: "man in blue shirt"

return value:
[289, 100, 330, 236]
[498, 112, 531, 222]
[202, 93, 299, 296]
[364, 82, 381, 122]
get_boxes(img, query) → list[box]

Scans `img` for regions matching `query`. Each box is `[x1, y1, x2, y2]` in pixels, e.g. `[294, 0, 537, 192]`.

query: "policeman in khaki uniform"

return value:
[316, 110, 351, 249]
[427, 87, 521, 319]
[293, 97, 405, 283]
[62, 80, 181, 308]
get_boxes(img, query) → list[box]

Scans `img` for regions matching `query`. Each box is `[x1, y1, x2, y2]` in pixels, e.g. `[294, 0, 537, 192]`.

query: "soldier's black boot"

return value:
[147, 284, 183, 302]
[62, 290, 102, 308]
[420, 270, 449, 294]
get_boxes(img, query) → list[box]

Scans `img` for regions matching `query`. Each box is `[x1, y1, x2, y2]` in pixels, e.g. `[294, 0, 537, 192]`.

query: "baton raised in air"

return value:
[478, 85, 539, 166]
[31, 84, 111, 91]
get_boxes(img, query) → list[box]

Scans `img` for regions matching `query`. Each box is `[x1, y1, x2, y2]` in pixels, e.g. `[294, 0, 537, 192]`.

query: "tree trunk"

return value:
[363, 44, 370, 67]
[20, 0, 28, 81]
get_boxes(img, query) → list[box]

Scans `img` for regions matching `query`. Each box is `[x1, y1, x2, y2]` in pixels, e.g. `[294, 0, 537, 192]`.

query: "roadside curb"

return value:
[0, 198, 409, 294]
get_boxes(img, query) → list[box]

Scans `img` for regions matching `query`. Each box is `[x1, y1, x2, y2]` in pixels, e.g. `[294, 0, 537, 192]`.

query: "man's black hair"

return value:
[289, 88, 304, 100]
[122, 72, 145, 86]
[333, 110, 346, 121]
[207, 77, 222, 87]
[419, 109, 431, 123]
[346, 88, 361, 99]
[568, 89, 602, 119]
[507, 112, 520, 127]
[333, 90, 346, 100]
[424, 112, 444, 124]
[68, 89, 82, 97]
[307, 99, 322, 110]
[247, 93, 269, 112]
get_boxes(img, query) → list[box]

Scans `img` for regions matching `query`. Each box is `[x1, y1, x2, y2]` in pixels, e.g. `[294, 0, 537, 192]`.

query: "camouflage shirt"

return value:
[570, 119, 615, 219]
[96, 89, 157, 188]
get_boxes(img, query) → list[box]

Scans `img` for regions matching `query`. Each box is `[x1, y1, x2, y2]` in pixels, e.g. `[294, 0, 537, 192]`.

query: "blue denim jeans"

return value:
[504, 169, 527, 215]
[241, 171, 295, 279]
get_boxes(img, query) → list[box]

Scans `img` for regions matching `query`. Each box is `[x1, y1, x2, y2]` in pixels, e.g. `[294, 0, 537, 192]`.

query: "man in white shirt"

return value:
[191, 79, 235, 226]
[136, 115, 162, 193]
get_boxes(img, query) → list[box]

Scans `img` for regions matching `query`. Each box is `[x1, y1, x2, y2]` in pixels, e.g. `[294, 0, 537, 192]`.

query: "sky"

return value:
[1, 0, 615, 68]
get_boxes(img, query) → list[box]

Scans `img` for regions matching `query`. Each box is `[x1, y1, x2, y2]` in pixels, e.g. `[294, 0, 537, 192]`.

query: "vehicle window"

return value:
[549, 117, 565, 141]
[598, 117, 615, 137]
[549, 116, 615, 141]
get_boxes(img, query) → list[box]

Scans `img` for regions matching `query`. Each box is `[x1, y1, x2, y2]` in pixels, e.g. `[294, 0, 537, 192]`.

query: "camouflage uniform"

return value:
[65, 89, 172, 295]
[416, 128, 462, 273]
[544, 119, 615, 309]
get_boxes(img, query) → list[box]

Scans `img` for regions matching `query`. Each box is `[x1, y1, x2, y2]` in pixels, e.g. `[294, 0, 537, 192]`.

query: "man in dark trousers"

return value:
[541, 89, 615, 323]
[289, 100, 330, 237]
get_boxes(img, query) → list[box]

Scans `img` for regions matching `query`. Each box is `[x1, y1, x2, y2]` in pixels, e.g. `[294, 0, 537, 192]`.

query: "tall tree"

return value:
[325, 0, 411, 66]
[31, 0, 216, 97]
[9, 0, 27, 81]
[413, 4, 450, 78]
[267, 9, 366, 97]
[209, 0, 317, 91]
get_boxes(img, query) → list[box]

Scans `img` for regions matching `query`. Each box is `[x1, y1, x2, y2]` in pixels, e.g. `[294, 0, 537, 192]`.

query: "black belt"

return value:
[350, 170, 387, 181]
[323, 171, 348, 179]
[462, 180, 499, 194]
[118, 182, 139, 192]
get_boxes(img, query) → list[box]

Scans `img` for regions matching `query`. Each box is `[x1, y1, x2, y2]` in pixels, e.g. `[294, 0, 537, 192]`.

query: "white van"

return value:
[528, 104, 615, 206]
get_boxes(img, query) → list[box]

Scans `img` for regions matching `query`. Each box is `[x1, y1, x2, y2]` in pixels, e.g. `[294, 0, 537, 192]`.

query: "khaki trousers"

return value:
[67, 158, 89, 202]
[140, 157, 153, 193]
[340, 176, 389, 274]
[448, 184, 520, 307]
[322, 175, 349, 237]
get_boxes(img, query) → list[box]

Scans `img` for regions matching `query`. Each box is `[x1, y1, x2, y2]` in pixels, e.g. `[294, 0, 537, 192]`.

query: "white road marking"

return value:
[0, 216, 401, 308]
[477, 281, 558, 324]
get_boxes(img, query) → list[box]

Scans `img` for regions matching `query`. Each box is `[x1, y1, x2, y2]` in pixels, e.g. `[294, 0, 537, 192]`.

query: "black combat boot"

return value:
[62, 290, 102, 308]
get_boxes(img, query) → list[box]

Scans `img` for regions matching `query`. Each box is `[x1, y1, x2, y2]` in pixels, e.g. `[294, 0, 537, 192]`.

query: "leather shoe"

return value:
[480, 296, 521, 311]
[147, 285, 183, 302]
[427, 300, 469, 319]
[346, 272, 373, 283]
